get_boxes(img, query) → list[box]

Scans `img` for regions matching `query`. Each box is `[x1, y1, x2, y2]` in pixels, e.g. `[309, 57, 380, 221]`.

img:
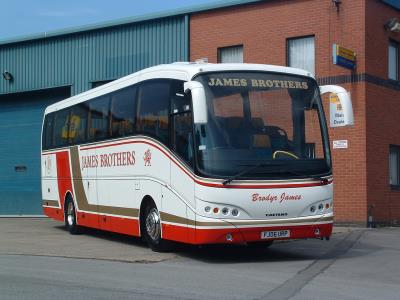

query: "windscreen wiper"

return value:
[282, 169, 329, 184]
[222, 162, 286, 185]
[222, 162, 330, 185]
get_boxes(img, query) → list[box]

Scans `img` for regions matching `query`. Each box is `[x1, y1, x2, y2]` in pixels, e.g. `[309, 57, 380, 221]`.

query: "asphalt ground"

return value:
[0, 218, 399, 299]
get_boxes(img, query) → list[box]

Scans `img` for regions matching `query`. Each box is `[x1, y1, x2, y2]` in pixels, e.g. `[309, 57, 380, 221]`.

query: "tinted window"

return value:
[69, 103, 89, 145]
[89, 96, 110, 141]
[137, 81, 170, 144]
[54, 108, 71, 147]
[111, 86, 136, 138]
[42, 113, 54, 150]
[173, 113, 193, 166]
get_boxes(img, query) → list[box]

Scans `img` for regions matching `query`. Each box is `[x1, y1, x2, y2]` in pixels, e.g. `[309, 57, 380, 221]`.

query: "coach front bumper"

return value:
[194, 213, 333, 245]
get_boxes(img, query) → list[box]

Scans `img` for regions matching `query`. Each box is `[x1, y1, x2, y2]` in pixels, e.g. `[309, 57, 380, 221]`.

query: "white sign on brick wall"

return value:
[333, 140, 348, 149]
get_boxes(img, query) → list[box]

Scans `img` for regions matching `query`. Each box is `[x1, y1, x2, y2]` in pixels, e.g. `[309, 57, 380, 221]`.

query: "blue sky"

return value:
[0, 0, 224, 41]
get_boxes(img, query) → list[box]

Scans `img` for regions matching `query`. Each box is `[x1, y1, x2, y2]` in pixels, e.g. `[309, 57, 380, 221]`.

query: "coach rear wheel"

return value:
[142, 203, 172, 252]
[64, 198, 80, 235]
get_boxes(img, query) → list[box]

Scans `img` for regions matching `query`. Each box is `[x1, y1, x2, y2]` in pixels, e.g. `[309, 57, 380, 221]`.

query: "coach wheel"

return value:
[64, 198, 80, 235]
[142, 202, 172, 252]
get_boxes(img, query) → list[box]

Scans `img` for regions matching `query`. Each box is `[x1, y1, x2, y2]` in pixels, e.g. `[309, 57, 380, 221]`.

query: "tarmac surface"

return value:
[0, 218, 399, 300]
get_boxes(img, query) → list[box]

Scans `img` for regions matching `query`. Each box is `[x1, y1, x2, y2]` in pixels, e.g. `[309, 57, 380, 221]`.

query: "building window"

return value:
[218, 45, 243, 63]
[390, 145, 400, 187]
[287, 36, 315, 74]
[388, 40, 399, 80]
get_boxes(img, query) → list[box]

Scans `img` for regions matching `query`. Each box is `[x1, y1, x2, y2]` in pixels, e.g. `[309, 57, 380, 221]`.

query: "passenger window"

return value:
[69, 104, 89, 144]
[54, 108, 71, 147]
[43, 114, 54, 149]
[110, 86, 136, 138]
[137, 81, 170, 145]
[89, 96, 110, 141]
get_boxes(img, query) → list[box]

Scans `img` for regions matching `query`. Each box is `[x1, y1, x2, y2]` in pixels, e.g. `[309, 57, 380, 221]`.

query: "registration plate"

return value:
[261, 230, 290, 239]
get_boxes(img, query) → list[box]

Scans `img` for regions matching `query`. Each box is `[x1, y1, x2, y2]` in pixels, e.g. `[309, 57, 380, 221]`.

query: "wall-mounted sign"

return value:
[333, 140, 348, 149]
[329, 93, 346, 127]
[332, 44, 356, 70]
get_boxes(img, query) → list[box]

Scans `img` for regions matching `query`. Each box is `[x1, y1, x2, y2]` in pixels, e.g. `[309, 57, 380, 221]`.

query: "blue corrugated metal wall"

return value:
[0, 15, 189, 96]
[0, 15, 188, 215]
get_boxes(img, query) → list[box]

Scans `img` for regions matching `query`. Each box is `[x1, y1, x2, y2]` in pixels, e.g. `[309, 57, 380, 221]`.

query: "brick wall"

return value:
[365, 0, 400, 224]
[190, 0, 374, 224]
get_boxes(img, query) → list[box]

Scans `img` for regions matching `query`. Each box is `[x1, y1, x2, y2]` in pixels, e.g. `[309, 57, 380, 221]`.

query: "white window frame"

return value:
[388, 40, 399, 81]
[218, 45, 244, 63]
[287, 36, 315, 75]
[390, 145, 400, 188]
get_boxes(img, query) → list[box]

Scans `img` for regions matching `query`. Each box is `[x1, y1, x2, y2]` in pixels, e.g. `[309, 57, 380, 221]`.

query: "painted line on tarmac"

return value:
[0, 253, 173, 264]
[258, 229, 365, 300]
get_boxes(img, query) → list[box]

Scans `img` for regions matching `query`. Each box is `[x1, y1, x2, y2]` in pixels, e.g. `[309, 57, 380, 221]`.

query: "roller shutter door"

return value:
[0, 87, 70, 215]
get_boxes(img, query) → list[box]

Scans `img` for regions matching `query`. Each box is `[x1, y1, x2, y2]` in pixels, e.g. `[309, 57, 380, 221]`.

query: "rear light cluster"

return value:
[204, 205, 240, 217]
[309, 201, 333, 214]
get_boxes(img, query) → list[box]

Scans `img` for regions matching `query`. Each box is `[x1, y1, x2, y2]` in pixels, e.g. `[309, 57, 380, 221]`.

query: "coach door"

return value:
[169, 81, 196, 242]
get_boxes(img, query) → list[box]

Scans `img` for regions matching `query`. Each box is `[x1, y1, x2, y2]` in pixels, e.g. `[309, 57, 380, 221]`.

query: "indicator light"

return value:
[325, 203, 330, 209]
[222, 207, 229, 215]
[205, 206, 211, 213]
[310, 206, 316, 213]
[231, 209, 239, 216]
[213, 207, 219, 214]
[318, 204, 324, 210]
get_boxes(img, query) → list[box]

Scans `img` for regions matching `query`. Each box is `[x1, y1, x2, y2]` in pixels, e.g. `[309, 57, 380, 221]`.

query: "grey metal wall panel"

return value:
[0, 16, 188, 96]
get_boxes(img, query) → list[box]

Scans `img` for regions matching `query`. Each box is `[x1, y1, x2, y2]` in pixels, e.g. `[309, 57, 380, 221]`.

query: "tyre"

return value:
[142, 202, 172, 252]
[64, 197, 81, 235]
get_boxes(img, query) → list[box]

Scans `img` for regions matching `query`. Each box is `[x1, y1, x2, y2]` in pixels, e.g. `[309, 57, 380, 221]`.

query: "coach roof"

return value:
[44, 62, 314, 113]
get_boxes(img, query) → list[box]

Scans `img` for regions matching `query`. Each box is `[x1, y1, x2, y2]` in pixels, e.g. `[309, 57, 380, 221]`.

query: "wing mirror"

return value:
[320, 85, 354, 127]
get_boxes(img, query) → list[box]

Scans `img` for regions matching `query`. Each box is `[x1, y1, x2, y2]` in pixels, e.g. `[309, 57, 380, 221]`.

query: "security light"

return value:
[2, 71, 13, 81]
[385, 18, 400, 32]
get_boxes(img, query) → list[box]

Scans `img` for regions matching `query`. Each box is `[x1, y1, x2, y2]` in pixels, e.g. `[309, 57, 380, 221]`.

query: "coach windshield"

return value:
[193, 72, 331, 180]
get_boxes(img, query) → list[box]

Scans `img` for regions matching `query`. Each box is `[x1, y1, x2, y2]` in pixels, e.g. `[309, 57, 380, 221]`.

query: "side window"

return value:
[69, 103, 89, 145]
[110, 86, 136, 138]
[89, 96, 110, 141]
[42, 113, 54, 150]
[54, 108, 71, 148]
[137, 80, 170, 145]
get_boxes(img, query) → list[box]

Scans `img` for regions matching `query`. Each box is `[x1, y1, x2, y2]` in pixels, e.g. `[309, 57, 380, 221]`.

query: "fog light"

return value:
[222, 207, 229, 215]
[310, 206, 316, 213]
[226, 233, 233, 241]
[205, 206, 211, 213]
[231, 209, 239, 216]
[314, 228, 320, 235]
[318, 204, 324, 210]
[213, 207, 219, 214]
